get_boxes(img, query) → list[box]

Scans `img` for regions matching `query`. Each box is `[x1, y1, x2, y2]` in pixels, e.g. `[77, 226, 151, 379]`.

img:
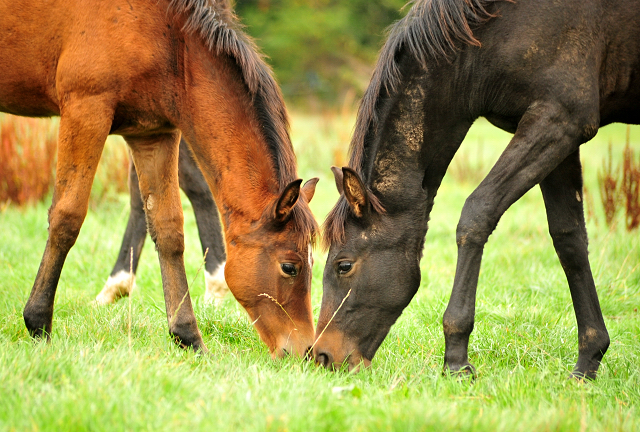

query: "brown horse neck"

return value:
[177, 34, 292, 228]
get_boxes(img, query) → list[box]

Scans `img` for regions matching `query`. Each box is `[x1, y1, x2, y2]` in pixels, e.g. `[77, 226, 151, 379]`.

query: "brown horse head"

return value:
[165, 1, 322, 357]
[224, 178, 319, 358]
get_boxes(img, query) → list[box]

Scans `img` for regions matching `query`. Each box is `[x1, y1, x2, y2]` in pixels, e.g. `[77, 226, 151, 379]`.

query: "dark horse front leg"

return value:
[442, 100, 602, 377]
[539, 150, 609, 379]
[126, 132, 205, 351]
[23, 96, 111, 338]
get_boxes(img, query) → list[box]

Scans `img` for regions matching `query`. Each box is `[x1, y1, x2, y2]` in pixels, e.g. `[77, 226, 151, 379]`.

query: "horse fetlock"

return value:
[443, 313, 474, 339]
[204, 263, 228, 305]
[578, 327, 610, 361]
[95, 271, 136, 304]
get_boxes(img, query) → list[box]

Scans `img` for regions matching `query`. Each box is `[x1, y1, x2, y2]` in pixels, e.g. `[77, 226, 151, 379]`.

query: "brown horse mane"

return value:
[168, 0, 318, 246]
[323, 0, 506, 249]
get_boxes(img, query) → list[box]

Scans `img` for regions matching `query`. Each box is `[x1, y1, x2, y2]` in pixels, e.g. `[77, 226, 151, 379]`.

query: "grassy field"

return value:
[0, 115, 639, 431]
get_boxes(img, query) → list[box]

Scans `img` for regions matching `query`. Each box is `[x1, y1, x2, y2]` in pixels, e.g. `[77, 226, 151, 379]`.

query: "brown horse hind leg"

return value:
[443, 100, 600, 377]
[23, 98, 112, 339]
[126, 132, 206, 352]
[539, 150, 609, 380]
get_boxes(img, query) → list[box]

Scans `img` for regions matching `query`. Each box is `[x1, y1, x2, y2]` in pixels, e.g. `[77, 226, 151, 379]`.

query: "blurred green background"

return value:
[234, 0, 408, 107]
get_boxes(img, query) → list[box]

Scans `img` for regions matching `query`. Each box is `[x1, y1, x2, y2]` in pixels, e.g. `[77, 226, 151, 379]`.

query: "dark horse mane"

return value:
[168, 0, 318, 245]
[323, 0, 506, 248]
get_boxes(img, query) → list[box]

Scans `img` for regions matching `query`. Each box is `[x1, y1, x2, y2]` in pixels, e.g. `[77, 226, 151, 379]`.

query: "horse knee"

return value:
[149, 222, 185, 258]
[456, 195, 495, 248]
[48, 206, 85, 251]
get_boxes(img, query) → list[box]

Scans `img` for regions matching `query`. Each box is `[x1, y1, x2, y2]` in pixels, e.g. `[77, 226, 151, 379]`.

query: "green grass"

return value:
[0, 116, 639, 431]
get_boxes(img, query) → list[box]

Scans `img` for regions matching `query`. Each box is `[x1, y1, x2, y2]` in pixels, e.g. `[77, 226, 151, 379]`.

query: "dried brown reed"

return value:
[622, 127, 640, 230]
[598, 143, 620, 228]
[0, 115, 57, 206]
[598, 126, 640, 231]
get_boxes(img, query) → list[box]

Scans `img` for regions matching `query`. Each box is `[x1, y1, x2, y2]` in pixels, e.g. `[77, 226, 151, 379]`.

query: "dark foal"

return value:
[315, 0, 639, 378]
[95, 139, 228, 306]
[0, 0, 318, 357]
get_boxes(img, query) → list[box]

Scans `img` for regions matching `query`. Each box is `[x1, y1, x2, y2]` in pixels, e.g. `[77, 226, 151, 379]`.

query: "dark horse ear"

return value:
[331, 166, 344, 195]
[342, 167, 368, 218]
[274, 179, 303, 223]
[301, 177, 319, 203]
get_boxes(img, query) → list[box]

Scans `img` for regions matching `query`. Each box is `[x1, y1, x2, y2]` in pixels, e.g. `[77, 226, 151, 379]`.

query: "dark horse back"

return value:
[465, 0, 640, 131]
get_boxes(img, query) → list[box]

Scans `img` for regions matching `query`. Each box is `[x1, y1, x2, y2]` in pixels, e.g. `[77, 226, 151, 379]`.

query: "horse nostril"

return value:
[315, 351, 333, 368]
[304, 346, 313, 361]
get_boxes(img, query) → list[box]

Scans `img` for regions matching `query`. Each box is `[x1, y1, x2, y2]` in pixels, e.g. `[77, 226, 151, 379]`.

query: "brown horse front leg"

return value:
[539, 150, 609, 379]
[23, 97, 112, 339]
[127, 132, 206, 352]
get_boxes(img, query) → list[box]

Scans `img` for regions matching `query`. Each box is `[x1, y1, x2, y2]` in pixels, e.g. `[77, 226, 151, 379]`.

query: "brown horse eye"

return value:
[281, 263, 297, 277]
[337, 261, 353, 275]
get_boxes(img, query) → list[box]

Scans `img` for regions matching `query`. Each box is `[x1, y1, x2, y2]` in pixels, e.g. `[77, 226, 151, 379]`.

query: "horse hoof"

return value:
[569, 370, 596, 382]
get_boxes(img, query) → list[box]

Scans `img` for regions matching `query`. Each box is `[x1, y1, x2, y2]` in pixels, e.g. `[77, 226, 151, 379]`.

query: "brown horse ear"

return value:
[301, 177, 319, 203]
[342, 167, 368, 218]
[331, 166, 344, 195]
[274, 179, 303, 223]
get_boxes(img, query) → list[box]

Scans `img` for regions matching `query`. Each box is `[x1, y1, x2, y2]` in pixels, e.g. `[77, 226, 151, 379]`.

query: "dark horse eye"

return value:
[337, 261, 353, 275]
[281, 263, 298, 277]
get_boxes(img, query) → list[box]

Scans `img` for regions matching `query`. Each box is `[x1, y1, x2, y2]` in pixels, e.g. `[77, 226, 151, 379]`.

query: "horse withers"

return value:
[0, 0, 318, 358]
[314, 0, 639, 378]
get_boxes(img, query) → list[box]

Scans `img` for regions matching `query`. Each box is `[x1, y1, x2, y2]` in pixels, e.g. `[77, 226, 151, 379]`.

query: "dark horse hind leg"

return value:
[95, 140, 228, 305]
[126, 132, 205, 350]
[442, 100, 601, 377]
[539, 150, 609, 379]
[23, 97, 111, 338]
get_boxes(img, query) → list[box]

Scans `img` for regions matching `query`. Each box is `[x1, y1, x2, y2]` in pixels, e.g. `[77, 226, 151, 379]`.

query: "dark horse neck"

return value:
[358, 48, 473, 238]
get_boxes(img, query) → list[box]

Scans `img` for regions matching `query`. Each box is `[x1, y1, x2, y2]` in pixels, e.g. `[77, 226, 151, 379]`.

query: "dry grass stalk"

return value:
[0, 115, 57, 206]
[258, 293, 298, 331]
[310, 288, 352, 353]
